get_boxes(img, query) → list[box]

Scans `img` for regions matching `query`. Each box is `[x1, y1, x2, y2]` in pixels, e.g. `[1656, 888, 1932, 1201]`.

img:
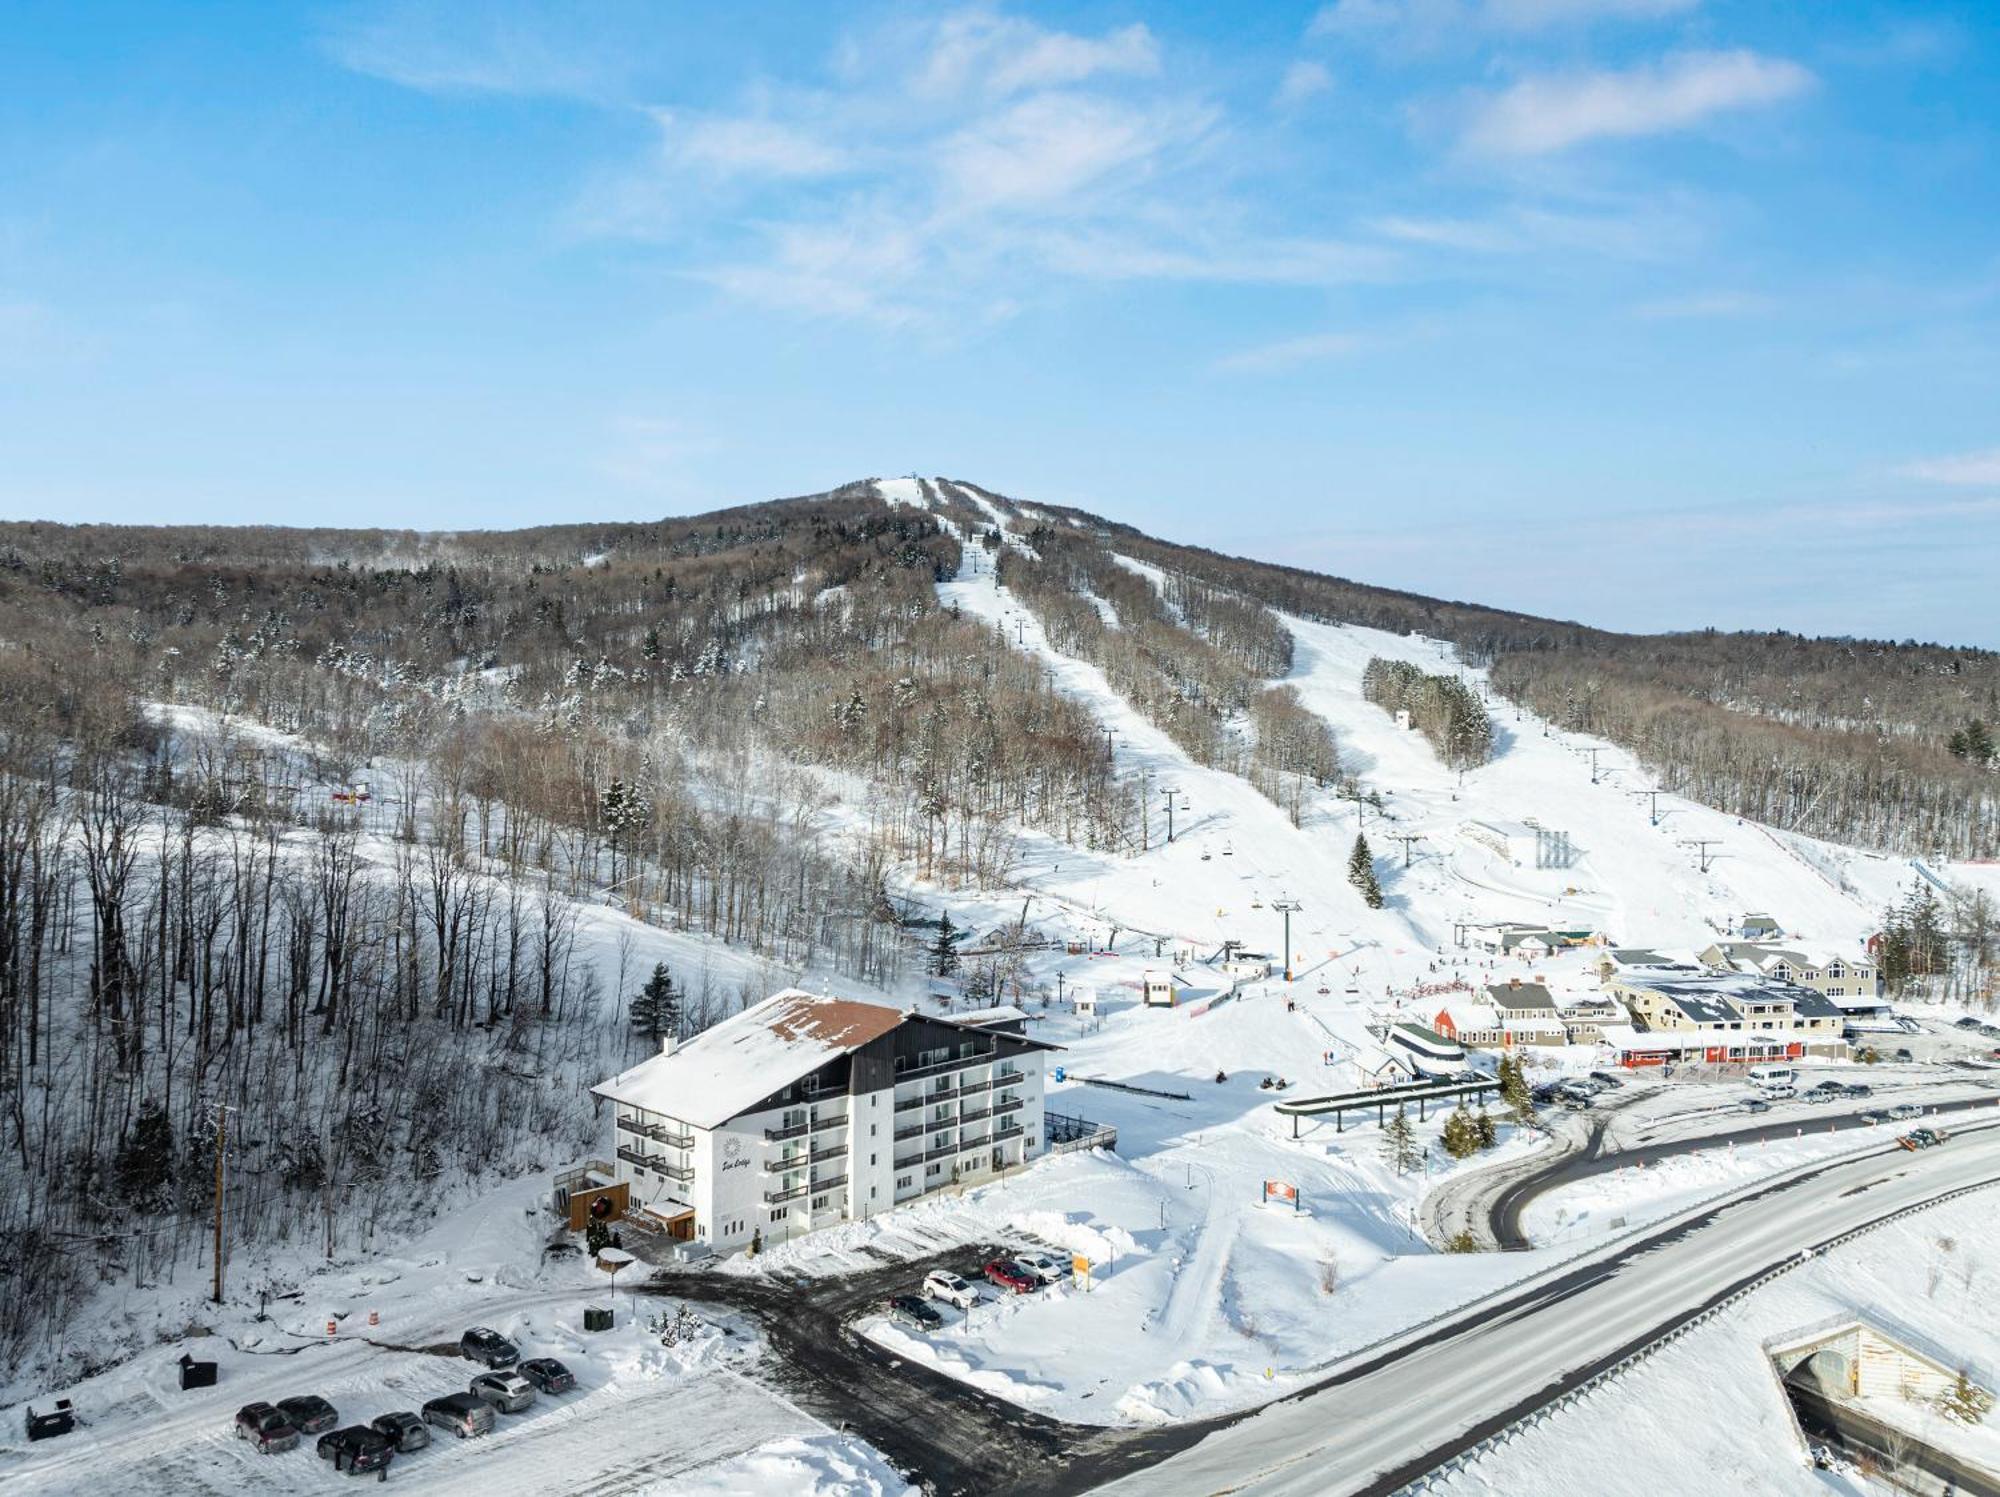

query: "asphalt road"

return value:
[1489, 1087, 2000, 1248]
[642, 1124, 2000, 1497]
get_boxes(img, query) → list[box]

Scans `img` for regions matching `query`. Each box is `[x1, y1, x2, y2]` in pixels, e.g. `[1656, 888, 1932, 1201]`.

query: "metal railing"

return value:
[763, 1183, 808, 1205]
[764, 1121, 808, 1141]
[893, 1050, 997, 1083]
[616, 1115, 695, 1150]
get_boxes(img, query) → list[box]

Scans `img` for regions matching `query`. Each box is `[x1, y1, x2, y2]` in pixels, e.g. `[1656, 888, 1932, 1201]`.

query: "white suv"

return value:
[922, 1270, 980, 1310]
[1012, 1250, 1069, 1285]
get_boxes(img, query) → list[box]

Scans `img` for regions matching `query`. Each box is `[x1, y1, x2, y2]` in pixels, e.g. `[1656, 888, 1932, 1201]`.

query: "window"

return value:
[811, 1195, 827, 1209]
[770, 1207, 788, 1221]
[926, 1163, 942, 1178]
[870, 1123, 877, 1137]
[896, 1174, 912, 1189]
[870, 1186, 877, 1200]
[870, 1153, 877, 1166]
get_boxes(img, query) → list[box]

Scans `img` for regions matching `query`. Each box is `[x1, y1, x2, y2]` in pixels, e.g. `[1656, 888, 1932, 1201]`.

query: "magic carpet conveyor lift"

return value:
[1273, 1075, 1502, 1136]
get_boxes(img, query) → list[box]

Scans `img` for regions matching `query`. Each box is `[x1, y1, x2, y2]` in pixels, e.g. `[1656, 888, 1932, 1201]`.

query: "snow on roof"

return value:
[1466, 819, 1538, 838]
[955, 1005, 1029, 1027]
[1486, 981, 1557, 1010]
[592, 989, 905, 1129]
[1440, 1002, 1501, 1029]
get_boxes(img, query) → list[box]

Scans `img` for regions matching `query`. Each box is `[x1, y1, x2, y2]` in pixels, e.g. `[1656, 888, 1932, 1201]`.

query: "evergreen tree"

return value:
[1937, 1368, 1994, 1425]
[1348, 834, 1384, 909]
[629, 962, 679, 1042]
[116, 1097, 177, 1212]
[1381, 1106, 1421, 1175]
[1474, 1107, 1498, 1150]
[931, 911, 961, 976]
[1441, 1108, 1480, 1160]
[1498, 1053, 1534, 1122]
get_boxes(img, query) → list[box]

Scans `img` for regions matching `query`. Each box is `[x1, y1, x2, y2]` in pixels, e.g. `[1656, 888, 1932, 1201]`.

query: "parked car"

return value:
[369, 1410, 430, 1453]
[459, 1327, 520, 1369]
[422, 1392, 496, 1440]
[1893, 1049, 1915, 1062]
[469, 1370, 536, 1414]
[518, 1357, 575, 1394]
[1954, 1017, 1983, 1029]
[1843, 1084, 1875, 1099]
[887, 1294, 944, 1332]
[316, 1425, 396, 1476]
[1859, 1110, 1891, 1125]
[1559, 1095, 1593, 1111]
[983, 1259, 1039, 1294]
[922, 1270, 980, 1310]
[1741, 1098, 1771, 1115]
[1887, 1103, 1922, 1122]
[275, 1395, 339, 1436]
[1802, 1086, 1841, 1105]
[234, 1402, 300, 1454]
[1012, 1250, 1070, 1285]
[1588, 1071, 1624, 1089]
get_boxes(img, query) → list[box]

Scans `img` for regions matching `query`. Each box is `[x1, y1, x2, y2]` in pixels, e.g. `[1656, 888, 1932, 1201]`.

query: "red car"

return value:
[983, 1259, 1038, 1294]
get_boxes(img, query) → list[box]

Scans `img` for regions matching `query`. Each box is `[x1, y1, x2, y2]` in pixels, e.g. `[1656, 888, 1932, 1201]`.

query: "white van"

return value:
[1749, 1063, 1797, 1094]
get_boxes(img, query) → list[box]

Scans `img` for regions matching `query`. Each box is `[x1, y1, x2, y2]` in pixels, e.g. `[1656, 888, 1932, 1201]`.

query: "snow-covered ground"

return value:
[1424, 1180, 2000, 1497]
[27, 496, 2000, 1493]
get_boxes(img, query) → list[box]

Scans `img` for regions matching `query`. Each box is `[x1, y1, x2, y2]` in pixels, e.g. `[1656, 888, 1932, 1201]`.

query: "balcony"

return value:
[994, 1123, 1024, 1142]
[893, 1050, 997, 1083]
[765, 1121, 809, 1142]
[616, 1145, 694, 1182]
[895, 1085, 955, 1113]
[959, 1131, 990, 1149]
[893, 1122, 926, 1142]
[809, 1173, 849, 1194]
[809, 1110, 848, 1133]
[993, 1096, 1025, 1117]
[811, 1142, 848, 1164]
[617, 1115, 694, 1150]
[955, 1075, 993, 1097]
[764, 1183, 808, 1205]
[766, 1154, 807, 1174]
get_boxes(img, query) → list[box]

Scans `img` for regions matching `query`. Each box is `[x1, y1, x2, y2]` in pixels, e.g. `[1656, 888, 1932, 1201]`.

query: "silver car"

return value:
[469, 1369, 537, 1414]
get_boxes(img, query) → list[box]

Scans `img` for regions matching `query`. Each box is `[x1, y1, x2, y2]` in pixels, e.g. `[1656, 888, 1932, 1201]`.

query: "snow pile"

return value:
[1116, 1360, 1284, 1423]
[659, 1433, 919, 1497]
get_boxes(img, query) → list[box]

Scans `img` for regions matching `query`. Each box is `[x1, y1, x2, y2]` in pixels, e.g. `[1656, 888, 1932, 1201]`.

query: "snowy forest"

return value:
[3, 473, 1998, 1376]
[997, 491, 2000, 859]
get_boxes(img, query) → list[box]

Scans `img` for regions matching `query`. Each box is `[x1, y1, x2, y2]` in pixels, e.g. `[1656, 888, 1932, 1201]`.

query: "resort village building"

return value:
[593, 990, 1056, 1251]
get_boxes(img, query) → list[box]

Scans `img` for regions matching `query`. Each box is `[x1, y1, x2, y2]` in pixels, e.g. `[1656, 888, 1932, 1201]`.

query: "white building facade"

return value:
[594, 990, 1055, 1251]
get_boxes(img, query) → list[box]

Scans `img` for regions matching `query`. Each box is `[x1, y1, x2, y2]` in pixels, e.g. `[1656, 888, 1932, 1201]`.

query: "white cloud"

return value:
[1308, 0, 1696, 50]
[322, 0, 638, 98]
[657, 112, 852, 179]
[1462, 50, 1813, 156]
[1485, 0, 1698, 28]
[1631, 289, 1774, 318]
[1277, 60, 1334, 108]
[916, 10, 1160, 100]
[1902, 447, 2000, 485]
[935, 94, 1211, 212]
[1214, 331, 1367, 373]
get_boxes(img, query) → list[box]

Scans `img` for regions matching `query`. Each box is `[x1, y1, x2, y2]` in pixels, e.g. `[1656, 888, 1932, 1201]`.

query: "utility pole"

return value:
[1273, 899, 1301, 981]
[1103, 727, 1115, 762]
[1162, 784, 1177, 844]
[1688, 839, 1719, 873]
[1390, 834, 1420, 868]
[1643, 789, 1661, 826]
[211, 1102, 231, 1305]
[1586, 748, 1604, 784]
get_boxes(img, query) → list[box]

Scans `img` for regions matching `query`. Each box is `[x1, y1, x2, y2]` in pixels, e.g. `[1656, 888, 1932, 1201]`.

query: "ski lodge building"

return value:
[592, 990, 1057, 1251]
[1599, 970, 1850, 1067]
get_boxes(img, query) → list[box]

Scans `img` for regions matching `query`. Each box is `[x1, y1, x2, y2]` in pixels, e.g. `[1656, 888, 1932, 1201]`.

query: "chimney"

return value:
[1510, 977, 1521, 989]
[660, 1034, 679, 1058]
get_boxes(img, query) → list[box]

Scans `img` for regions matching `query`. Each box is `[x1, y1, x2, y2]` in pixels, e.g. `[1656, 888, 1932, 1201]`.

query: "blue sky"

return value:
[4, 2, 1999, 643]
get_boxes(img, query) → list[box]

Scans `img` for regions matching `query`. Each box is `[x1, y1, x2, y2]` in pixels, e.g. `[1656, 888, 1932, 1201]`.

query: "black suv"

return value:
[234, 1402, 299, 1454]
[519, 1357, 576, 1394]
[316, 1425, 396, 1476]
[276, 1395, 339, 1436]
[459, 1326, 520, 1368]
[370, 1410, 431, 1452]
